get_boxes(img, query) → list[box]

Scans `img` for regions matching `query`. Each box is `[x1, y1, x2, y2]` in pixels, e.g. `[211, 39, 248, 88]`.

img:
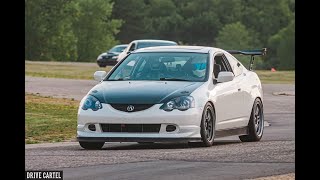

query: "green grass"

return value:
[25, 61, 295, 84]
[25, 61, 112, 80]
[255, 70, 295, 84]
[25, 93, 80, 144]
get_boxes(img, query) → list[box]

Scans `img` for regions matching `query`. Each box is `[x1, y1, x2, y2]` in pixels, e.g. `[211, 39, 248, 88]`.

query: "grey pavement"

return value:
[25, 76, 295, 179]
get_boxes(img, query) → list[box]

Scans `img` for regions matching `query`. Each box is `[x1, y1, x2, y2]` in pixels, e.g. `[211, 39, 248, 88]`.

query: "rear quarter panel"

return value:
[242, 70, 263, 119]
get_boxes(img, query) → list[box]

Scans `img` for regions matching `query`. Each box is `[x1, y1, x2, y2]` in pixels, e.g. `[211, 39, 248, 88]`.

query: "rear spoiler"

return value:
[226, 48, 267, 70]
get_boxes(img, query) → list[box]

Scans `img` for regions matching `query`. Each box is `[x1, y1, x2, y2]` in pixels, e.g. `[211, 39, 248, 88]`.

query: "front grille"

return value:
[100, 124, 161, 133]
[110, 104, 154, 112]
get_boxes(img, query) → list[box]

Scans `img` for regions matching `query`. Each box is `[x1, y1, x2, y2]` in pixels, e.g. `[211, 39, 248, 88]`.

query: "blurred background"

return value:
[25, 0, 295, 70]
[25, 0, 295, 147]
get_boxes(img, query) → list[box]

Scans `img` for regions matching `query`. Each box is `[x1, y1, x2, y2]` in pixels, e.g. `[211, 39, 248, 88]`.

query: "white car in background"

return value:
[116, 39, 177, 62]
[77, 46, 267, 149]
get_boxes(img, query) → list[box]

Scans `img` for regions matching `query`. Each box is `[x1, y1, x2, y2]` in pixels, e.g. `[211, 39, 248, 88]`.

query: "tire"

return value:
[199, 102, 216, 147]
[239, 98, 264, 142]
[79, 141, 104, 150]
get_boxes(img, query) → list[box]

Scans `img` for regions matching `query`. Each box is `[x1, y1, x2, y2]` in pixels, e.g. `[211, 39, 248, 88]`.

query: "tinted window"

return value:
[106, 52, 208, 82]
[136, 42, 177, 49]
[109, 45, 127, 53]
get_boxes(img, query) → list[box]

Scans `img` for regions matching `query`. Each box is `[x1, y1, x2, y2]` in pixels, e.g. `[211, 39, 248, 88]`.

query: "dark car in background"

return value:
[97, 44, 128, 67]
[116, 39, 177, 63]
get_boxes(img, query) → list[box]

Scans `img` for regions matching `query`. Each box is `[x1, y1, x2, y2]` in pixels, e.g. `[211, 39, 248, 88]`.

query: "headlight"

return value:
[160, 96, 195, 111]
[81, 95, 102, 111]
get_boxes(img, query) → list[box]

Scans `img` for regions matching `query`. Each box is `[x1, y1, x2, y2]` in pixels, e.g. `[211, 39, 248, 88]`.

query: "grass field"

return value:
[25, 61, 112, 80]
[256, 70, 295, 84]
[25, 61, 295, 84]
[25, 93, 79, 144]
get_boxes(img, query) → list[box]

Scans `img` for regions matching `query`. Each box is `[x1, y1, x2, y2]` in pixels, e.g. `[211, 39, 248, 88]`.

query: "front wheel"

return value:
[200, 103, 216, 147]
[239, 98, 264, 142]
[79, 141, 104, 150]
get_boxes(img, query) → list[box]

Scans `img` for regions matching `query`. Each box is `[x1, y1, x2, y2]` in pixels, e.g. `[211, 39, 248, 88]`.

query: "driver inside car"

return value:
[142, 57, 168, 79]
[182, 58, 207, 80]
[192, 63, 206, 78]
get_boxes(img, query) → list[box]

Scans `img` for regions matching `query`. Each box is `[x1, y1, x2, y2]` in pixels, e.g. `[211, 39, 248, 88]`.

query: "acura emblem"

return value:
[127, 105, 135, 112]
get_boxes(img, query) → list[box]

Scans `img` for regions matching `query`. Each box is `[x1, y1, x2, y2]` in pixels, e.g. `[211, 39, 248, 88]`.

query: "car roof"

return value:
[134, 45, 222, 53]
[131, 39, 177, 44]
[115, 44, 128, 47]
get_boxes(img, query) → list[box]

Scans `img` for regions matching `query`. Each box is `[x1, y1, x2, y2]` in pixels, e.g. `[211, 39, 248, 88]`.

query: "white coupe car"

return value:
[77, 46, 266, 149]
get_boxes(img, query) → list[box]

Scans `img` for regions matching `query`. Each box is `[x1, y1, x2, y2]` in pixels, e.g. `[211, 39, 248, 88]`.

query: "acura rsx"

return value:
[77, 46, 266, 149]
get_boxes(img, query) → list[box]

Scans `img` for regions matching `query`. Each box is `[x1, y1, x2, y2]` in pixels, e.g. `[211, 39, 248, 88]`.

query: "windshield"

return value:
[109, 45, 127, 53]
[106, 52, 209, 82]
[137, 42, 177, 49]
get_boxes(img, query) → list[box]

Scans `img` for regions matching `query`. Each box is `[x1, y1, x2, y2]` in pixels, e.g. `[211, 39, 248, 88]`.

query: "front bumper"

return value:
[77, 104, 203, 142]
[77, 137, 201, 142]
[97, 57, 118, 66]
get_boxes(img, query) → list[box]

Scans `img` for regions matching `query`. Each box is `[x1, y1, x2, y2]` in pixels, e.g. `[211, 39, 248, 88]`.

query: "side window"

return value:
[224, 53, 243, 77]
[213, 54, 233, 78]
[222, 55, 233, 72]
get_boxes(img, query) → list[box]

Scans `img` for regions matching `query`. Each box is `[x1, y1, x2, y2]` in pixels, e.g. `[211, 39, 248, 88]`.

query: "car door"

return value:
[224, 52, 251, 119]
[212, 53, 246, 130]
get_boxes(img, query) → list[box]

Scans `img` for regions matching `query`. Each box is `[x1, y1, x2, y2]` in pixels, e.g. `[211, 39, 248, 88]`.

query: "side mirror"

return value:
[94, 71, 107, 81]
[217, 72, 234, 83]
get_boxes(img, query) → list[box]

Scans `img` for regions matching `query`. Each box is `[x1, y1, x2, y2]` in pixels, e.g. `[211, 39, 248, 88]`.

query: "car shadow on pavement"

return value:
[100, 140, 241, 150]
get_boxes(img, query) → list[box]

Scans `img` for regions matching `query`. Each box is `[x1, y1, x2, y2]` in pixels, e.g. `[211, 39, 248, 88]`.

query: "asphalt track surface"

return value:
[25, 76, 295, 180]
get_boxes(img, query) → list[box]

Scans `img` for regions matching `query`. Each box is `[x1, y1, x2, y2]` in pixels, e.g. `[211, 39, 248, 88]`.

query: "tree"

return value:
[25, 0, 121, 61]
[215, 22, 262, 68]
[241, 0, 293, 44]
[267, 19, 295, 70]
[25, 0, 77, 61]
[73, 0, 122, 61]
[142, 0, 183, 42]
[111, 0, 148, 43]
[215, 22, 259, 49]
[26, 0, 295, 67]
[177, 0, 221, 45]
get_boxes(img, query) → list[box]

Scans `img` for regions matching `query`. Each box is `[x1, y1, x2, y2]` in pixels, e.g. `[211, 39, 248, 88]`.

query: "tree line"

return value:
[25, 0, 295, 70]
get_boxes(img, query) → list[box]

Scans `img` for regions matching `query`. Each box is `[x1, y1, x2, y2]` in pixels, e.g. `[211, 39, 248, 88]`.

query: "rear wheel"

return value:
[79, 141, 104, 150]
[199, 103, 215, 147]
[239, 98, 264, 142]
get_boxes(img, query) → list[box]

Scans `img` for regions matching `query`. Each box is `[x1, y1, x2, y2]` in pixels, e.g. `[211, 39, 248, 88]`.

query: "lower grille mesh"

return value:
[100, 124, 161, 133]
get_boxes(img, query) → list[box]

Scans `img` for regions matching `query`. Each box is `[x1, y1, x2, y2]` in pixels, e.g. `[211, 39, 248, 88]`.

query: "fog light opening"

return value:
[88, 124, 96, 131]
[166, 125, 176, 132]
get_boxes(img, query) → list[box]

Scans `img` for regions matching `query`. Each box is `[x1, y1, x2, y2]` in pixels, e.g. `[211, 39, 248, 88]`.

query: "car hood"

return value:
[88, 81, 204, 104]
[107, 52, 120, 56]
[98, 52, 120, 57]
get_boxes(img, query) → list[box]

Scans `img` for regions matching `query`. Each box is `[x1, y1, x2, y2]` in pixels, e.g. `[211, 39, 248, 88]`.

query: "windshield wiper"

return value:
[160, 77, 190, 81]
[106, 78, 123, 81]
